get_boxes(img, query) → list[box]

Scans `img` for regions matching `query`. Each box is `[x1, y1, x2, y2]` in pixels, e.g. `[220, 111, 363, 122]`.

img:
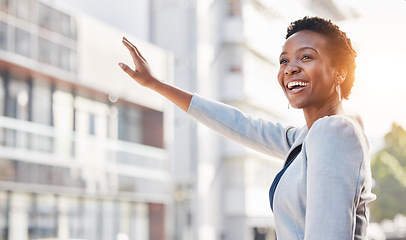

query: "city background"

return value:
[0, 0, 405, 239]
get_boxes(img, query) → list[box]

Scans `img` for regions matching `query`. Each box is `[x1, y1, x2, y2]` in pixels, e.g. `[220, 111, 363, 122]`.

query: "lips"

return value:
[286, 80, 309, 93]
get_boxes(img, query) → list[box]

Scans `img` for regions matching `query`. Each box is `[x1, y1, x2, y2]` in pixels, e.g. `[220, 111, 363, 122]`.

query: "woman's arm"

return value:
[304, 116, 369, 239]
[119, 37, 192, 112]
[188, 94, 298, 158]
[119, 37, 297, 158]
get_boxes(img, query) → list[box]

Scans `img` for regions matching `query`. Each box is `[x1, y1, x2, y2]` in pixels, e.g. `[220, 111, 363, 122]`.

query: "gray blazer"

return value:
[187, 94, 376, 240]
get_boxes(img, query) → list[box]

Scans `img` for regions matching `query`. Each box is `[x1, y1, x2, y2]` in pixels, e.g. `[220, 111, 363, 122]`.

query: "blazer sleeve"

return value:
[304, 116, 367, 239]
[187, 94, 298, 159]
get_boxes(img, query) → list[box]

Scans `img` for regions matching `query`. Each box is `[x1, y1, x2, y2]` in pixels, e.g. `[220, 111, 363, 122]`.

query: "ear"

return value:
[335, 65, 347, 85]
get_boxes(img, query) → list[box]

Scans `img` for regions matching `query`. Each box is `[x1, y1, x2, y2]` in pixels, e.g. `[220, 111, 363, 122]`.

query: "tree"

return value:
[370, 123, 406, 222]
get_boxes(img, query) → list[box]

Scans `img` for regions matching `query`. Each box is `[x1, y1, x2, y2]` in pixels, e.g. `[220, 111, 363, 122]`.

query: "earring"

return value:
[336, 82, 342, 101]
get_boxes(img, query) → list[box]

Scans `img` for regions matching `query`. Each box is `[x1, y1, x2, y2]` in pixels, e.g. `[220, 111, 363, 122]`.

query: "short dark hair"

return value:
[286, 16, 356, 100]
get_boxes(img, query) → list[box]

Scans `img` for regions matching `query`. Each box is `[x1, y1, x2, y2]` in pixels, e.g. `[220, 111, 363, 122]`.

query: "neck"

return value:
[303, 101, 344, 129]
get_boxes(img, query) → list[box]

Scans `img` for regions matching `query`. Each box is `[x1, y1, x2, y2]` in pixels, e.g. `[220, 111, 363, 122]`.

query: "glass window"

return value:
[8, 76, 29, 120]
[141, 108, 163, 148]
[70, 17, 78, 40]
[70, 49, 77, 72]
[83, 199, 100, 240]
[0, 191, 9, 240]
[38, 2, 54, 30]
[89, 113, 95, 135]
[0, 0, 14, 14]
[59, 45, 71, 71]
[228, 0, 242, 16]
[39, 37, 58, 66]
[101, 200, 118, 240]
[28, 194, 57, 239]
[4, 76, 29, 148]
[0, 76, 4, 145]
[65, 197, 84, 239]
[0, 159, 15, 181]
[131, 203, 149, 240]
[0, 22, 7, 50]
[119, 201, 131, 238]
[0, 75, 4, 116]
[16, 0, 31, 21]
[15, 27, 31, 57]
[59, 11, 72, 37]
[31, 80, 52, 125]
[118, 105, 141, 143]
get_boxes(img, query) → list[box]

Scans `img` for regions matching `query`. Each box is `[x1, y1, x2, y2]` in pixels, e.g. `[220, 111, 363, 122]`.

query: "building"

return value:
[92, 0, 355, 239]
[0, 0, 174, 239]
[0, 0, 362, 239]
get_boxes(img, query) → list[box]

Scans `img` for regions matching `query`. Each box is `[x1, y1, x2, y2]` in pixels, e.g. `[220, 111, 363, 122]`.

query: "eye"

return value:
[301, 55, 312, 60]
[279, 58, 288, 65]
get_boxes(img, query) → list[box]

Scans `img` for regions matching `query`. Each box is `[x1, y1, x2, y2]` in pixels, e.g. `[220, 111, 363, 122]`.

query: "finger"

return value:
[119, 62, 136, 78]
[122, 38, 142, 66]
[123, 37, 147, 62]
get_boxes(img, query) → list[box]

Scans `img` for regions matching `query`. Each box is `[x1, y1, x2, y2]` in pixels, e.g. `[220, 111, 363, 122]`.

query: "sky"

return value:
[53, 0, 406, 153]
[337, 0, 406, 151]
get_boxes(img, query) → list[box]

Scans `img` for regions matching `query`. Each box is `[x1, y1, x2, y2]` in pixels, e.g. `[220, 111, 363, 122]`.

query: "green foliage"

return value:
[370, 123, 406, 222]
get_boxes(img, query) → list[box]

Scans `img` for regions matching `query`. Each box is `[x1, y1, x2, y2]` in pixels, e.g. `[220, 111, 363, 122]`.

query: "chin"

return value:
[288, 102, 303, 109]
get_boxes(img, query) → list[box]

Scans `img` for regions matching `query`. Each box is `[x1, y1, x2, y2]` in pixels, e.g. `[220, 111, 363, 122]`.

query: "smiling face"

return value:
[278, 30, 340, 110]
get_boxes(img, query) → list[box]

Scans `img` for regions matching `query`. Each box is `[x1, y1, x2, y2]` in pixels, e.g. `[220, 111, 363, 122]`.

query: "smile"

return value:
[286, 81, 309, 92]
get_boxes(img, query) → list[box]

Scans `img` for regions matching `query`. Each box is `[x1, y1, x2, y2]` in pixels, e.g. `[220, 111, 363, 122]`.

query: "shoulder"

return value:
[306, 115, 368, 154]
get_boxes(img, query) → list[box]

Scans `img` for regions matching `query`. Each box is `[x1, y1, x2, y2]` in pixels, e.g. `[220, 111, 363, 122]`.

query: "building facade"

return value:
[123, 0, 354, 240]
[0, 0, 174, 239]
[0, 0, 360, 240]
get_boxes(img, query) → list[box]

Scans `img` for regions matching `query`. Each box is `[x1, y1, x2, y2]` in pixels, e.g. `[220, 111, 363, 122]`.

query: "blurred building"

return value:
[149, 0, 357, 239]
[0, 0, 361, 240]
[0, 0, 174, 239]
[93, 0, 355, 239]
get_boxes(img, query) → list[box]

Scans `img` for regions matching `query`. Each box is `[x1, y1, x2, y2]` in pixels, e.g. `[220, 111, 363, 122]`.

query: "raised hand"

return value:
[118, 37, 193, 112]
[119, 37, 157, 88]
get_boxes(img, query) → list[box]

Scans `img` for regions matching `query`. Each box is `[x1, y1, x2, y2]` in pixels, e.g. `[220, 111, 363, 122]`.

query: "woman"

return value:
[119, 16, 375, 239]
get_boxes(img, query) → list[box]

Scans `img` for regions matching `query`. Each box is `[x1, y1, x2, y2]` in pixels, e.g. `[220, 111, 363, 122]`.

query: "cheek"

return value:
[277, 70, 285, 88]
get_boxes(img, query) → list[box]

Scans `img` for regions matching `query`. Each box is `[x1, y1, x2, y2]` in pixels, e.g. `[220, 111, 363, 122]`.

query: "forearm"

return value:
[149, 79, 193, 112]
[187, 94, 295, 158]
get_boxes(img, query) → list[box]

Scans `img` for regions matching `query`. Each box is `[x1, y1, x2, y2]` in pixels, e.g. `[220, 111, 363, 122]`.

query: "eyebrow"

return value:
[280, 46, 319, 57]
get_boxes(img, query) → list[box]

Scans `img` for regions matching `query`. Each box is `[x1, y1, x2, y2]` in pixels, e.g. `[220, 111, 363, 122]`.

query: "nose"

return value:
[284, 64, 300, 75]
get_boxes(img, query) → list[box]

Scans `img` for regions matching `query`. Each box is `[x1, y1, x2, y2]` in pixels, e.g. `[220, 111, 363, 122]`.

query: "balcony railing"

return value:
[0, 115, 170, 198]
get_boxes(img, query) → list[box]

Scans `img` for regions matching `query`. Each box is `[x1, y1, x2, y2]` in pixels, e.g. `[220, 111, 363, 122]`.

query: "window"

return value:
[28, 194, 57, 239]
[0, 22, 7, 50]
[83, 199, 100, 240]
[5, 75, 29, 148]
[66, 198, 84, 239]
[31, 80, 52, 125]
[38, 2, 54, 30]
[16, 0, 32, 21]
[15, 27, 31, 57]
[59, 45, 71, 70]
[0, 75, 4, 116]
[142, 108, 164, 148]
[89, 113, 95, 135]
[118, 105, 141, 143]
[228, 0, 242, 16]
[0, 191, 8, 240]
[39, 37, 57, 66]
[0, 0, 14, 14]
[59, 11, 72, 38]
[6, 75, 29, 120]
[31, 80, 53, 152]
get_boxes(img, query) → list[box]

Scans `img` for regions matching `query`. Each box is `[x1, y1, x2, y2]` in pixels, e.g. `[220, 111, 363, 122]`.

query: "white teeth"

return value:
[287, 81, 309, 89]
